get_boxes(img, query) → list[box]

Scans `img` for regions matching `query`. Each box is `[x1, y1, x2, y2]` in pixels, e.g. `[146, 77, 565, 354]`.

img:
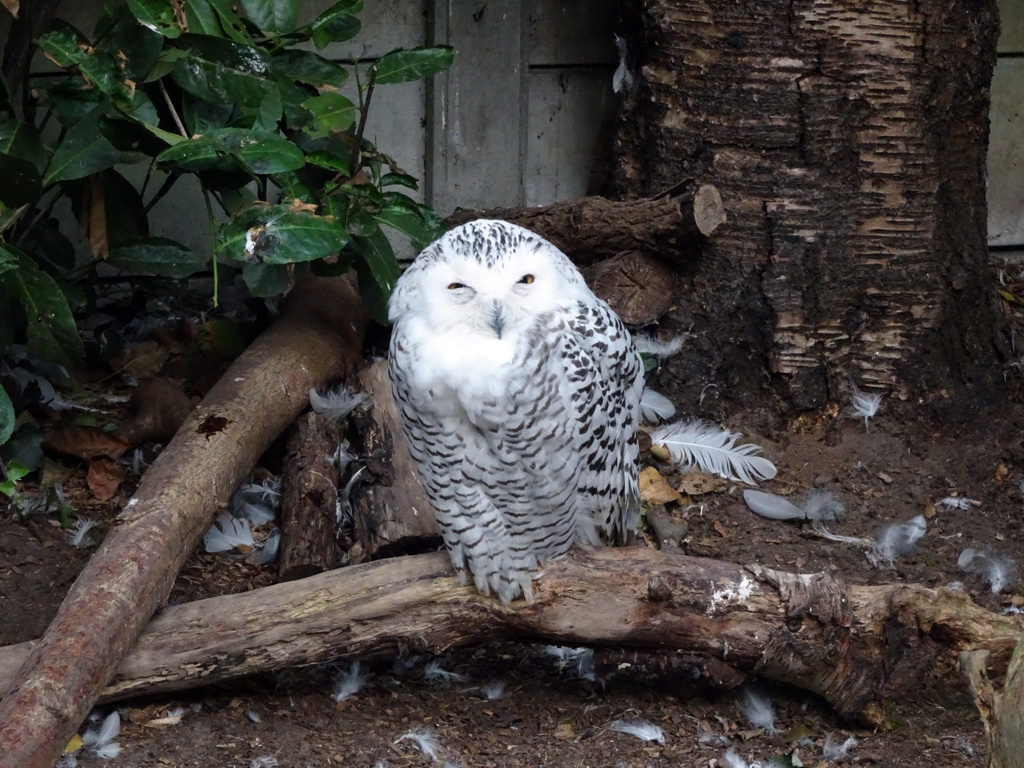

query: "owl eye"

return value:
[518, 274, 535, 284]
[448, 282, 466, 290]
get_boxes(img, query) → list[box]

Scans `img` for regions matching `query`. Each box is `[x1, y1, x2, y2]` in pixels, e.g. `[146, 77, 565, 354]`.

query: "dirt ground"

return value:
[4, 384, 1023, 768]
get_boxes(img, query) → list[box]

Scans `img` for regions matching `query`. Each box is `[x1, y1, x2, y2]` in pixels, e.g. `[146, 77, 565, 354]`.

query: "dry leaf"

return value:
[995, 464, 1009, 484]
[639, 466, 682, 505]
[44, 425, 131, 461]
[712, 520, 729, 538]
[677, 471, 726, 496]
[1, 0, 19, 19]
[115, 377, 194, 445]
[87, 458, 126, 500]
[923, 498, 937, 519]
[553, 723, 576, 741]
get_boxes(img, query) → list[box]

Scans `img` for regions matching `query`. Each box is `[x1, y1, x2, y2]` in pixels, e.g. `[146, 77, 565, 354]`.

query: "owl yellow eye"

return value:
[448, 282, 465, 290]
[518, 274, 535, 284]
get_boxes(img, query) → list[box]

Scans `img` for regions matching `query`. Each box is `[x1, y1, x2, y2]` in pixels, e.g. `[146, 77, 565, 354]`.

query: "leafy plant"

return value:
[0, 0, 452, 446]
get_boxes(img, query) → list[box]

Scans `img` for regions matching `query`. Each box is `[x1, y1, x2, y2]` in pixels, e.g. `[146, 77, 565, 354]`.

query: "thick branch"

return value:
[445, 183, 725, 264]
[1, 549, 1015, 728]
[0, 277, 368, 768]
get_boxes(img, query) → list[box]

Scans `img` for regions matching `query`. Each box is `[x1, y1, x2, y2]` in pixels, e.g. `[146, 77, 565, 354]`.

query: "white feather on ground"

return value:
[722, 747, 761, 768]
[67, 518, 97, 548]
[331, 660, 368, 701]
[846, 390, 882, 429]
[743, 490, 844, 522]
[937, 496, 979, 510]
[609, 718, 666, 745]
[203, 513, 255, 553]
[423, 660, 467, 685]
[309, 385, 368, 421]
[480, 680, 506, 700]
[249, 758, 278, 768]
[82, 710, 121, 758]
[650, 420, 776, 484]
[639, 387, 676, 423]
[822, 734, 858, 762]
[958, 548, 1017, 593]
[739, 688, 776, 733]
[394, 729, 440, 761]
[869, 515, 926, 566]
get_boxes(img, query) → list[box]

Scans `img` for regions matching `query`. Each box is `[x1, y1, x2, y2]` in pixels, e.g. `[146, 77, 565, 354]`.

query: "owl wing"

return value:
[559, 299, 644, 544]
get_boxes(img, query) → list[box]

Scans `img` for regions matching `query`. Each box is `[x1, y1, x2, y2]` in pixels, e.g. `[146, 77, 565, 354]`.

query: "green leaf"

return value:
[182, 0, 225, 37]
[301, 93, 357, 138]
[156, 128, 304, 175]
[0, 120, 47, 171]
[0, 154, 42, 207]
[218, 203, 350, 264]
[271, 50, 348, 88]
[380, 171, 419, 190]
[305, 149, 350, 174]
[241, 0, 299, 35]
[0, 244, 84, 365]
[307, 0, 363, 48]
[37, 28, 134, 109]
[170, 35, 272, 110]
[0, 385, 14, 446]
[374, 198, 442, 249]
[241, 261, 296, 297]
[373, 46, 454, 85]
[203, 0, 255, 43]
[108, 238, 206, 277]
[353, 223, 400, 297]
[99, 4, 166, 78]
[126, 0, 184, 38]
[44, 106, 144, 185]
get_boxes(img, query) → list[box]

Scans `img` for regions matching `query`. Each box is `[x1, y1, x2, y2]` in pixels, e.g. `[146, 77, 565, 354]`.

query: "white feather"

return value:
[650, 420, 776, 484]
[203, 513, 255, 553]
[424, 660, 467, 685]
[250, 758, 278, 768]
[870, 515, 926, 565]
[739, 688, 776, 733]
[480, 680, 506, 700]
[236, 500, 276, 525]
[822, 734, 858, 762]
[395, 729, 440, 761]
[958, 548, 1017, 593]
[639, 388, 676, 423]
[612, 34, 634, 93]
[309, 385, 368, 421]
[937, 496, 979, 510]
[633, 333, 685, 359]
[743, 490, 805, 520]
[332, 660, 368, 701]
[846, 390, 883, 429]
[811, 521, 873, 547]
[67, 518, 98, 548]
[610, 718, 666, 745]
[254, 529, 280, 565]
[799, 490, 845, 521]
[722, 748, 760, 768]
[543, 645, 595, 680]
[82, 710, 121, 757]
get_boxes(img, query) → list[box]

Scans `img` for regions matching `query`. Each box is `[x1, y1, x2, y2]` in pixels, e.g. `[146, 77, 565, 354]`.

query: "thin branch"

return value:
[158, 80, 189, 138]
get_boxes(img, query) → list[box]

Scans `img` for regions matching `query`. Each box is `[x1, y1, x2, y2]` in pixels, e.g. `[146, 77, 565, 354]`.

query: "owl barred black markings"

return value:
[387, 219, 644, 603]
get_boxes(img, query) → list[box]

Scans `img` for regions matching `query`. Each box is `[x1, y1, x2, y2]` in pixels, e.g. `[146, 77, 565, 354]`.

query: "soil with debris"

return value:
[4, 381, 1024, 767]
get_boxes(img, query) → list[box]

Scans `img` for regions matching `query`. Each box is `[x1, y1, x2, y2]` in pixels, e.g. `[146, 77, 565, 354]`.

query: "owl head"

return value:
[389, 220, 589, 339]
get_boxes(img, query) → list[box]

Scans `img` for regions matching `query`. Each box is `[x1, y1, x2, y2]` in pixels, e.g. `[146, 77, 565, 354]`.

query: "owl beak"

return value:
[487, 299, 507, 339]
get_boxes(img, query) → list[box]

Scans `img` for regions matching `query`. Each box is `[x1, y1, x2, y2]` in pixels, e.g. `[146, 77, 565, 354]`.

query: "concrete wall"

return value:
[988, 0, 1024, 257]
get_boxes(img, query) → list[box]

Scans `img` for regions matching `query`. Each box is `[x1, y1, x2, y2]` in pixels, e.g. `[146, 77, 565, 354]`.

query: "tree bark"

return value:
[0, 549, 1017, 729]
[350, 361, 439, 561]
[0, 277, 368, 768]
[278, 411, 342, 582]
[612, 0, 1010, 414]
[446, 182, 725, 265]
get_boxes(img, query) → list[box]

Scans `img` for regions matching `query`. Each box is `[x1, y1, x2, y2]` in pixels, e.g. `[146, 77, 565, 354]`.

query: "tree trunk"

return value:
[1, 549, 1018, 729]
[0, 277, 368, 768]
[612, 0, 1010, 415]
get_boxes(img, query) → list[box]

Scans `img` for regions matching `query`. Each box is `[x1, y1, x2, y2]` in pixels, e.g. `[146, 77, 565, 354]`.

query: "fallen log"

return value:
[0, 276, 368, 768]
[0, 548, 1016, 729]
[445, 182, 725, 265]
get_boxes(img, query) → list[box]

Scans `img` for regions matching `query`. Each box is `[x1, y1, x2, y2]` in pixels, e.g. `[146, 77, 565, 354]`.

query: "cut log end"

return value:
[693, 184, 726, 236]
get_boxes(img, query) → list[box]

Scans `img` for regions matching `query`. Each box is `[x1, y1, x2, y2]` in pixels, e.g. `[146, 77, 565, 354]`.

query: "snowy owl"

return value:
[388, 219, 644, 603]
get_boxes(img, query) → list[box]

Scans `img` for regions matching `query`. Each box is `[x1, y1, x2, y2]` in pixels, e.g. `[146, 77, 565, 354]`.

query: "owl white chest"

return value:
[405, 320, 525, 417]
